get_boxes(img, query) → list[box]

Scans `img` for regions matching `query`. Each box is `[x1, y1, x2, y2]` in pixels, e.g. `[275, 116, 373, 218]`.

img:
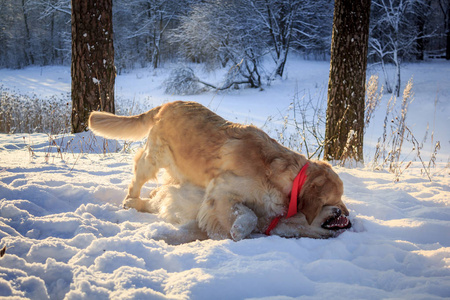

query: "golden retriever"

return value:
[89, 101, 351, 243]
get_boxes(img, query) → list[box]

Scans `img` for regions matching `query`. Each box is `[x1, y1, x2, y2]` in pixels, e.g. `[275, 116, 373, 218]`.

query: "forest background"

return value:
[1, 0, 449, 90]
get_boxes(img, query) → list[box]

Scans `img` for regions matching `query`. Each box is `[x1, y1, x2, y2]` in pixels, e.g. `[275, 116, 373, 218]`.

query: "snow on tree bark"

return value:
[324, 0, 371, 163]
[71, 0, 115, 133]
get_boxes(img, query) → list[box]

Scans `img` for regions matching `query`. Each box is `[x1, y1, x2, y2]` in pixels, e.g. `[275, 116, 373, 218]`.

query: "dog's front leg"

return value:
[198, 197, 257, 241]
[197, 174, 258, 241]
[229, 203, 258, 241]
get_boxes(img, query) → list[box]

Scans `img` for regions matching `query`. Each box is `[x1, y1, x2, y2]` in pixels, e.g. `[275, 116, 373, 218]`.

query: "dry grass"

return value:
[0, 85, 71, 134]
[1, 81, 445, 181]
[263, 83, 326, 160]
[267, 76, 445, 181]
[371, 77, 445, 181]
[0, 86, 150, 164]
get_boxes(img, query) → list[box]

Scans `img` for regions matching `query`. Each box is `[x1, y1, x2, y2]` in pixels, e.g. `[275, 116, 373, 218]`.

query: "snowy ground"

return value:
[0, 58, 449, 299]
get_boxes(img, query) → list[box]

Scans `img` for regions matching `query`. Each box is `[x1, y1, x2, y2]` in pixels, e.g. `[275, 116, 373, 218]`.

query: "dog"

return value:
[89, 101, 351, 243]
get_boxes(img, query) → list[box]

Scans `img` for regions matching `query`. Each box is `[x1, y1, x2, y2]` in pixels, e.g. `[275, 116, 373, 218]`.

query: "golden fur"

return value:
[89, 101, 350, 243]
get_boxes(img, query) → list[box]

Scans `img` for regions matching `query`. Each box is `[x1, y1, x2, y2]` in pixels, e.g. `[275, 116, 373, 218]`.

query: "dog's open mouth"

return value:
[322, 215, 352, 230]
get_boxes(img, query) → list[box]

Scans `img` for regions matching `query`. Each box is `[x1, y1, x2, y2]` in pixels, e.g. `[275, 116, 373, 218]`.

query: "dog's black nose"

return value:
[332, 207, 341, 217]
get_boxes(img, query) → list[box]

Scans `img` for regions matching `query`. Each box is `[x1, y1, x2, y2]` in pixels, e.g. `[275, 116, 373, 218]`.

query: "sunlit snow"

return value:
[0, 58, 449, 299]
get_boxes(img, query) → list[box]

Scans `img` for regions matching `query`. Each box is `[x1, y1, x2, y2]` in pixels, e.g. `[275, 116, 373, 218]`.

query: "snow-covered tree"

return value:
[114, 0, 184, 70]
[0, 0, 70, 68]
[171, 0, 265, 88]
[248, 0, 333, 78]
[27, 0, 71, 64]
[0, 0, 446, 71]
[370, 0, 432, 96]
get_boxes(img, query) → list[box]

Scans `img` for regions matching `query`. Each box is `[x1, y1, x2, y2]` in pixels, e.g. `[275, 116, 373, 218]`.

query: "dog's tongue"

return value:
[329, 215, 349, 228]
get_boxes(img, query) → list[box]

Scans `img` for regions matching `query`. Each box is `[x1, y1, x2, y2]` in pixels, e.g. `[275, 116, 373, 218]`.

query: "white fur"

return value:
[130, 180, 345, 244]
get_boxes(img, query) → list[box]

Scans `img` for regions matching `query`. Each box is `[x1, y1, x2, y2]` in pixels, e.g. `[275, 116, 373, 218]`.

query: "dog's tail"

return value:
[88, 106, 162, 140]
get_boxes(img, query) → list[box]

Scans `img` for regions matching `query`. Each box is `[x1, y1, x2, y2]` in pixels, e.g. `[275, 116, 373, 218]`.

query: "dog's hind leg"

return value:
[123, 147, 159, 211]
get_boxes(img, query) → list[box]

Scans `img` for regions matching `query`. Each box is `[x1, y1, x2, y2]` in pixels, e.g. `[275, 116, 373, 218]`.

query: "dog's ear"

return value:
[299, 175, 326, 225]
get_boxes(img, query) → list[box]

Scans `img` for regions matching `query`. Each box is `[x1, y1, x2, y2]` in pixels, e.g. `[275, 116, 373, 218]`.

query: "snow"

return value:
[0, 58, 449, 299]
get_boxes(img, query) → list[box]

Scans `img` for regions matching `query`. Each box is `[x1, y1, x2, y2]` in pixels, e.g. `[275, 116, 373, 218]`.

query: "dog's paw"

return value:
[230, 212, 257, 242]
[122, 197, 145, 211]
[230, 224, 247, 241]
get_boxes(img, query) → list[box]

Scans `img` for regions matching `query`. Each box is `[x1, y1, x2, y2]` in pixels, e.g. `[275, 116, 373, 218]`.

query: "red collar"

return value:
[265, 162, 310, 235]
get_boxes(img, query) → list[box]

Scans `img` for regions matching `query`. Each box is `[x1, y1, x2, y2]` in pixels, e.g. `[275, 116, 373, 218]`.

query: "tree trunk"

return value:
[324, 0, 371, 163]
[446, 3, 450, 60]
[415, 0, 431, 61]
[71, 0, 115, 133]
[275, 48, 289, 78]
[395, 56, 401, 97]
[416, 17, 425, 61]
[265, 1, 297, 79]
[21, 0, 34, 66]
[447, 29, 450, 60]
[446, 13, 450, 60]
[381, 58, 392, 94]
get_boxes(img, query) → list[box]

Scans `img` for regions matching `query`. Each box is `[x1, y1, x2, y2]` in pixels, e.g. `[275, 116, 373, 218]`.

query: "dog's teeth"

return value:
[324, 215, 349, 229]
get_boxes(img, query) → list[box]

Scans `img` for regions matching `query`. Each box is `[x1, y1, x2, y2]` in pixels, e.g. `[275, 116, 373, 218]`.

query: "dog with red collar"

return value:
[89, 101, 352, 243]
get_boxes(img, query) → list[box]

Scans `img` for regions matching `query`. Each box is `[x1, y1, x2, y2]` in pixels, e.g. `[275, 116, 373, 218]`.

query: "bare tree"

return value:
[438, 0, 450, 59]
[324, 0, 371, 163]
[114, 0, 181, 70]
[415, 0, 432, 61]
[370, 0, 432, 96]
[249, 0, 331, 78]
[71, 0, 115, 133]
[28, 0, 71, 64]
[249, 0, 301, 78]
[171, 0, 265, 88]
